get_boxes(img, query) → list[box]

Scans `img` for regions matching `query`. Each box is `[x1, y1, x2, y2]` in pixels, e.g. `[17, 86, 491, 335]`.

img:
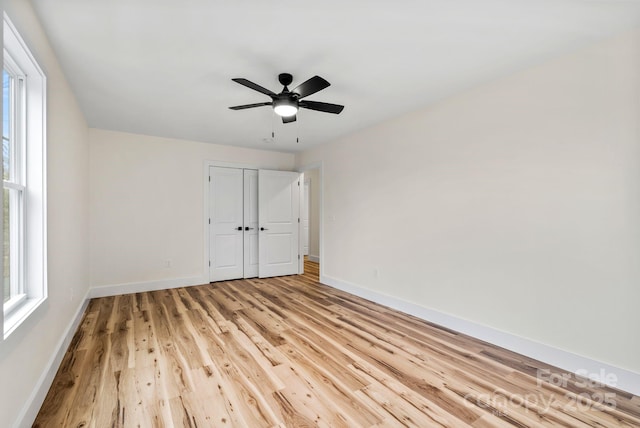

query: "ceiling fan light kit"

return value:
[273, 97, 298, 117]
[229, 73, 344, 124]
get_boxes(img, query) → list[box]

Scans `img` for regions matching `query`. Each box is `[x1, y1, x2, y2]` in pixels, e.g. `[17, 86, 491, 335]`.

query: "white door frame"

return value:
[297, 162, 323, 279]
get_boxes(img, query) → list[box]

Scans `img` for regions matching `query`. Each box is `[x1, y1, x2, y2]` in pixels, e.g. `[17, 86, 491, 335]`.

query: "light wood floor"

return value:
[35, 261, 640, 427]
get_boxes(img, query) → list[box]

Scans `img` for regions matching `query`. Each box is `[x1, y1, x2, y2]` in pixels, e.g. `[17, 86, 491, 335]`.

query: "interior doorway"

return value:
[300, 166, 321, 278]
[302, 178, 310, 256]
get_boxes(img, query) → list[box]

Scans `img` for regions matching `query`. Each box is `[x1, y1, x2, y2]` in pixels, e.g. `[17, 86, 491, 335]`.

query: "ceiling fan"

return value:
[229, 73, 344, 123]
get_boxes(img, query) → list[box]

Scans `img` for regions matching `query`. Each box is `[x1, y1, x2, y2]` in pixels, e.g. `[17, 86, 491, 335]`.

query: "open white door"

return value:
[209, 167, 244, 281]
[258, 170, 301, 278]
[243, 169, 259, 278]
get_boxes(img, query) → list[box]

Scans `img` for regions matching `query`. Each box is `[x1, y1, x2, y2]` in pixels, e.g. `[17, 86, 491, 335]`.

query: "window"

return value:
[2, 13, 47, 338]
[3, 62, 26, 312]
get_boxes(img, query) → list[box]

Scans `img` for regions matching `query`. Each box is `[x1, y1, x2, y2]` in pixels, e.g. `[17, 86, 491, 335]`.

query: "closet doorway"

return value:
[208, 166, 302, 282]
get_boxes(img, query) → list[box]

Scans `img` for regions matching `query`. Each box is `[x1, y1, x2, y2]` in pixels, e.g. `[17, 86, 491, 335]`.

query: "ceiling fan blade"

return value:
[282, 114, 297, 124]
[292, 76, 330, 99]
[299, 100, 344, 114]
[229, 102, 272, 110]
[231, 78, 277, 97]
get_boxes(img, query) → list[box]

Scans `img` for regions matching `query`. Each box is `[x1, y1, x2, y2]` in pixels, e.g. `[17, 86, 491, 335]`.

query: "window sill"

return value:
[3, 293, 27, 315]
[3, 296, 45, 339]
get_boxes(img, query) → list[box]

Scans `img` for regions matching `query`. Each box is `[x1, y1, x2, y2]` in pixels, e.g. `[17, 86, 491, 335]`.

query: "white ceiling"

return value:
[31, 0, 640, 153]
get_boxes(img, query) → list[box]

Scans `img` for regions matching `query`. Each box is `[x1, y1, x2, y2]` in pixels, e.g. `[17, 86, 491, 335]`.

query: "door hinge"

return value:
[298, 181, 300, 186]
[298, 254, 300, 260]
[209, 261, 211, 266]
[298, 217, 300, 223]
[208, 218, 211, 224]
[209, 176, 211, 182]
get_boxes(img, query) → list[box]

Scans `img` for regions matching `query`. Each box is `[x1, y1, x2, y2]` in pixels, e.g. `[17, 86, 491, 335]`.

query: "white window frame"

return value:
[2, 13, 47, 339]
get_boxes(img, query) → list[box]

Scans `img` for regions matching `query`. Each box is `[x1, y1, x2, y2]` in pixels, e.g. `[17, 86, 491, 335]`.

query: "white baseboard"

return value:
[15, 291, 91, 428]
[89, 275, 207, 298]
[308, 255, 320, 263]
[320, 274, 640, 396]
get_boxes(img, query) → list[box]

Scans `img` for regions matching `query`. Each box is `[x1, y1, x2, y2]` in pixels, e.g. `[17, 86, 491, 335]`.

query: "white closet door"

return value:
[258, 170, 301, 278]
[243, 169, 259, 278]
[209, 167, 244, 281]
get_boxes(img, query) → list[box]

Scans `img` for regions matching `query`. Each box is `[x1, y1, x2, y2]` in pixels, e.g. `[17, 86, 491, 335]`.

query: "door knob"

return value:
[245, 227, 254, 231]
[236, 226, 243, 231]
[260, 227, 268, 231]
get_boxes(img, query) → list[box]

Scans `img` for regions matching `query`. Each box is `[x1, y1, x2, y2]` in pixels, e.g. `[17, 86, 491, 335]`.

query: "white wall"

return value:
[306, 168, 320, 260]
[297, 30, 640, 377]
[0, 1, 91, 426]
[90, 129, 295, 290]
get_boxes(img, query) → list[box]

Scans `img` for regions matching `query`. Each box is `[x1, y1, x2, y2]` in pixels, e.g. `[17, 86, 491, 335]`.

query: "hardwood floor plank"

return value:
[269, 361, 354, 427]
[280, 325, 370, 391]
[276, 343, 383, 426]
[350, 360, 472, 427]
[34, 260, 640, 427]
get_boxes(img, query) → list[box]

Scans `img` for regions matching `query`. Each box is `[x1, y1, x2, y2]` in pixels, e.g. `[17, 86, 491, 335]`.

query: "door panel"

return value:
[214, 236, 240, 267]
[258, 170, 300, 278]
[265, 234, 294, 264]
[210, 167, 244, 281]
[265, 175, 295, 220]
[243, 169, 259, 278]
